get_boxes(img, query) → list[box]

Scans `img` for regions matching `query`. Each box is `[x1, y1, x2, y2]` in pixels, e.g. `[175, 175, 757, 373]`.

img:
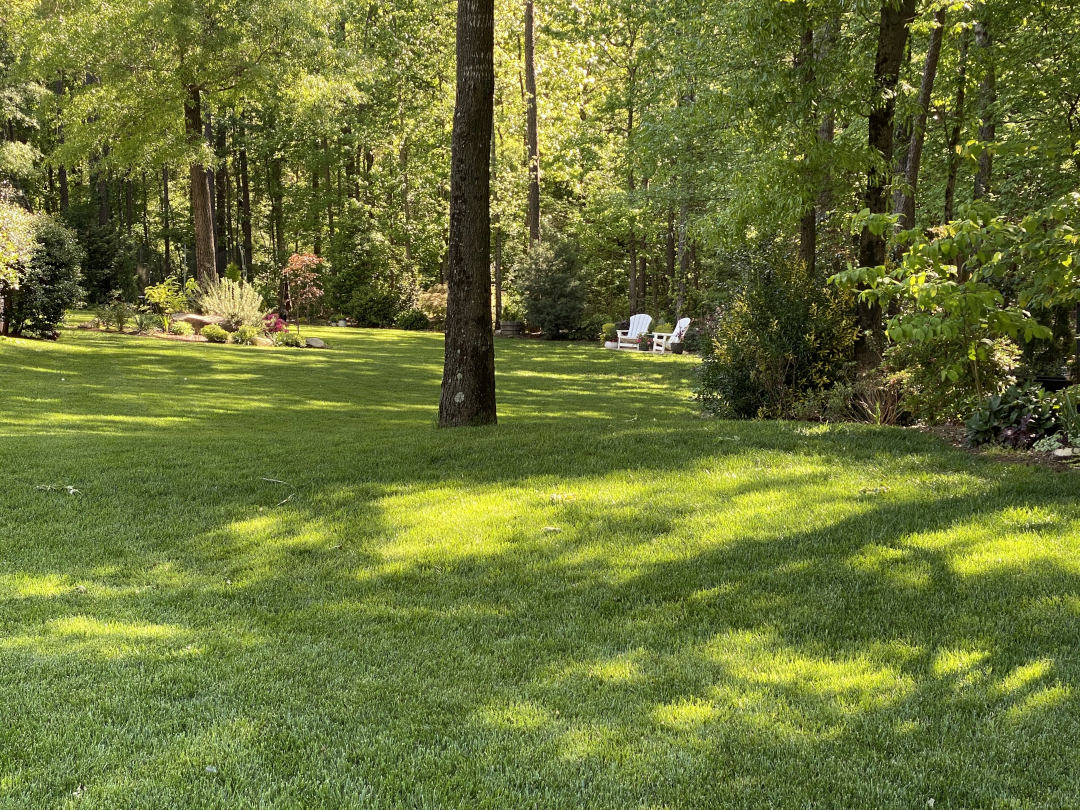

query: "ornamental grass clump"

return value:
[197, 278, 267, 330]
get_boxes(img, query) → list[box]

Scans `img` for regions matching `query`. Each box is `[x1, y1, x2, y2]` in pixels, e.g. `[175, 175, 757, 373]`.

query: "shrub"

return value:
[231, 324, 262, 345]
[274, 330, 304, 348]
[345, 286, 401, 328]
[281, 253, 325, 331]
[97, 294, 134, 332]
[144, 276, 193, 332]
[397, 309, 430, 330]
[601, 322, 617, 342]
[965, 384, 1060, 448]
[517, 238, 586, 339]
[680, 321, 707, 354]
[197, 278, 267, 329]
[133, 308, 159, 333]
[1060, 387, 1080, 446]
[201, 323, 229, 343]
[263, 312, 287, 333]
[225, 262, 243, 283]
[695, 259, 857, 419]
[500, 298, 526, 323]
[169, 320, 194, 336]
[0, 188, 37, 288]
[418, 285, 449, 326]
[884, 336, 1020, 424]
[654, 321, 674, 335]
[2, 216, 84, 337]
[568, 314, 609, 342]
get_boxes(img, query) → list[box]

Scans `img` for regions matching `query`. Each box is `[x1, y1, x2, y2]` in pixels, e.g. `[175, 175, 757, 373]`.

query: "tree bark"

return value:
[238, 124, 254, 278]
[185, 87, 218, 284]
[676, 200, 689, 317]
[162, 165, 171, 275]
[943, 31, 970, 222]
[900, 6, 946, 229]
[855, 0, 917, 371]
[439, 0, 497, 428]
[973, 16, 995, 200]
[491, 119, 502, 327]
[797, 23, 816, 274]
[524, 0, 540, 242]
[214, 122, 228, 270]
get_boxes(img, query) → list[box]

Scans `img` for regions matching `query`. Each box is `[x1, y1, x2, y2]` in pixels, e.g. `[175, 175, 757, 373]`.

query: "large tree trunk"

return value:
[972, 16, 995, 200]
[524, 0, 540, 242]
[855, 0, 917, 371]
[900, 6, 946, 229]
[439, 0, 497, 428]
[184, 87, 218, 284]
[214, 122, 228, 271]
[943, 31, 970, 222]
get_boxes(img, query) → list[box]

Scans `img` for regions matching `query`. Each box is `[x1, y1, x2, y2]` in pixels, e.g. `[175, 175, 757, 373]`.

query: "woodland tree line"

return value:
[2, 0, 1079, 430]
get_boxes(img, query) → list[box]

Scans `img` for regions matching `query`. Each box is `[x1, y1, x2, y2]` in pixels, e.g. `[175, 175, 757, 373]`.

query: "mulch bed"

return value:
[917, 423, 1078, 472]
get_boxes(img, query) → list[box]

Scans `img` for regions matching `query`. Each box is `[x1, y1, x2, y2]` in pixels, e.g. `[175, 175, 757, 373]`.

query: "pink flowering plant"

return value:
[263, 312, 287, 333]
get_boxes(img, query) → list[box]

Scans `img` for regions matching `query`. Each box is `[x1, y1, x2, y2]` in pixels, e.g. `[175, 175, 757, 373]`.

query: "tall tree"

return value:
[524, 0, 540, 242]
[439, 0, 497, 428]
[855, 0, 917, 370]
[900, 5, 946, 229]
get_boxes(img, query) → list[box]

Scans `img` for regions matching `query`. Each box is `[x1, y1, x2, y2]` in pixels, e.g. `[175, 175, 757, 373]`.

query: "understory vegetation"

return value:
[1, 328, 1079, 808]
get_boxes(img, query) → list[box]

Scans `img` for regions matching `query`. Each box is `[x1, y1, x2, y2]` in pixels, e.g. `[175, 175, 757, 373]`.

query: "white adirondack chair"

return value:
[651, 317, 691, 353]
[616, 314, 653, 350]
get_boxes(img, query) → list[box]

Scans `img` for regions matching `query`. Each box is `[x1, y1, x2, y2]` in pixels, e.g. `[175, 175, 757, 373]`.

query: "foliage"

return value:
[1032, 435, 1064, 454]
[1, 215, 83, 337]
[517, 239, 586, 339]
[1059, 387, 1080, 446]
[197, 278, 267, 329]
[274, 330, 304, 348]
[263, 312, 287, 333]
[883, 337, 1021, 424]
[0, 187, 36, 288]
[343, 286, 402, 328]
[201, 323, 229, 343]
[282, 253, 325, 332]
[964, 385, 1061, 448]
[417, 285, 449, 327]
[133, 308, 159, 334]
[143, 276, 192, 332]
[602, 322, 617, 342]
[568, 314, 608, 342]
[168, 320, 193, 336]
[792, 371, 905, 427]
[396, 309, 430, 331]
[500, 298, 525, 323]
[96, 294, 134, 333]
[696, 259, 857, 419]
[231, 324, 262, 345]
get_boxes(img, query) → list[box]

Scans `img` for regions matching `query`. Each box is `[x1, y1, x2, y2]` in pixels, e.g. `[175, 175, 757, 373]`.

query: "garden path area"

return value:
[1, 328, 1079, 808]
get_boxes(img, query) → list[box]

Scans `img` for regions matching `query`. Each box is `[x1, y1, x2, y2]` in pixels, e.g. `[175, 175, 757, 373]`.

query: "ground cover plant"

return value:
[1, 328, 1079, 809]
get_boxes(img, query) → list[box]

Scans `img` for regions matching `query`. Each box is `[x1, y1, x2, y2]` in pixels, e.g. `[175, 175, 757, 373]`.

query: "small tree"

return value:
[517, 238, 586, 339]
[143, 276, 193, 332]
[282, 253, 324, 334]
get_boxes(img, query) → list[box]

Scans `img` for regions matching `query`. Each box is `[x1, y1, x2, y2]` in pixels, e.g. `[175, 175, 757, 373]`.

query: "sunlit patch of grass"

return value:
[2, 325, 1080, 808]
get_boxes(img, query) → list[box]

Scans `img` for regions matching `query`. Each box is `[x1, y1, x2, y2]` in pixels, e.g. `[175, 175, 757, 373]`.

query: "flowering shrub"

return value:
[263, 312, 287, 333]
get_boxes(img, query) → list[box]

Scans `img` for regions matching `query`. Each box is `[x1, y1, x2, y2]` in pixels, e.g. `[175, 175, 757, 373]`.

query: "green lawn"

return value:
[1, 326, 1079, 809]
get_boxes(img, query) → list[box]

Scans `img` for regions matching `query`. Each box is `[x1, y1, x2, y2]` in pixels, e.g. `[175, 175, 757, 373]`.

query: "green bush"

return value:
[96, 295, 134, 332]
[274, 330, 304, 348]
[396, 309, 430, 330]
[144, 275, 195, 332]
[197, 278, 267, 329]
[695, 259, 857, 419]
[1, 216, 85, 337]
[517, 238, 586, 339]
[201, 323, 229, 343]
[133, 308, 159, 333]
[1060, 387, 1080, 446]
[231, 324, 262, 345]
[568, 314, 608, 342]
[965, 384, 1060, 448]
[344, 287, 402, 328]
[168, 320, 193, 336]
[601, 322, 617, 342]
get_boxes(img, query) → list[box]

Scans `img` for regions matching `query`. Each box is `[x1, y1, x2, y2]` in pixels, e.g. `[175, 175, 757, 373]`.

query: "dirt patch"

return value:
[917, 423, 1078, 473]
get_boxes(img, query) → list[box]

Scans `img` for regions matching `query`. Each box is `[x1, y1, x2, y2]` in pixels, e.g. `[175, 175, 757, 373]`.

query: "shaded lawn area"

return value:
[1, 326, 1079, 809]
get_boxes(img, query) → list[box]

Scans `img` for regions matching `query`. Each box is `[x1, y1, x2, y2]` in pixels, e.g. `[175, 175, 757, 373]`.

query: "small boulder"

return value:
[253, 336, 274, 347]
[305, 337, 327, 349]
[1053, 448, 1074, 458]
[172, 313, 234, 333]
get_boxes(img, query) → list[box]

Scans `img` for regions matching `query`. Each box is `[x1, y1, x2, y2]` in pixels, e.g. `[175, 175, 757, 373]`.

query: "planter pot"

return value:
[1036, 376, 1070, 392]
[338, 320, 347, 328]
[638, 339, 652, 352]
[603, 340, 619, 350]
[501, 320, 524, 337]
[671, 343, 685, 355]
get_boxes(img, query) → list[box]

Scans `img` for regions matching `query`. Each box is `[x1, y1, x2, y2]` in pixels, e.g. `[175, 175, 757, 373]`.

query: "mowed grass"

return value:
[1, 326, 1079, 810]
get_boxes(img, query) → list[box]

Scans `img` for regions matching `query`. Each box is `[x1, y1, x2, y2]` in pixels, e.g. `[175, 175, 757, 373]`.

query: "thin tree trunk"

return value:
[439, 0, 497, 428]
[855, 0, 917, 371]
[972, 16, 995, 200]
[58, 164, 69, 215]
[204, 109, 220, 274]
[162, 165, 171, 275]
[524, 0, 540, 242]
[900, 6, 946, 229]
[214, 122, 228, 269]
[491, 119, 502, 327]
[665, 210, 676, 315]
[238, 126, 253, 278]
[797, 22, 816, 273]
[943, 31, 970, 221]
[124, 173, 133, 236]
[323, 136, 335, 241]
[312, 163, 322, 257]
[185, 86, 217, 284]
[676, 200, 689, 317]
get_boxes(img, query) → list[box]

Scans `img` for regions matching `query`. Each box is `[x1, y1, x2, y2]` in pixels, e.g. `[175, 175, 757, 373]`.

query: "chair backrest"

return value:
[628, 313, 653, 338]
[671, 317, 691, 342]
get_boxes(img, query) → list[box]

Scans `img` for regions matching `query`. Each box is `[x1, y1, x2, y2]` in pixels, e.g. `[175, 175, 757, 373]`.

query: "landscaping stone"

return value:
[1053, 448, 1074, 458]
[253, 336, 274, 347]
[305, 337, 327, 349]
